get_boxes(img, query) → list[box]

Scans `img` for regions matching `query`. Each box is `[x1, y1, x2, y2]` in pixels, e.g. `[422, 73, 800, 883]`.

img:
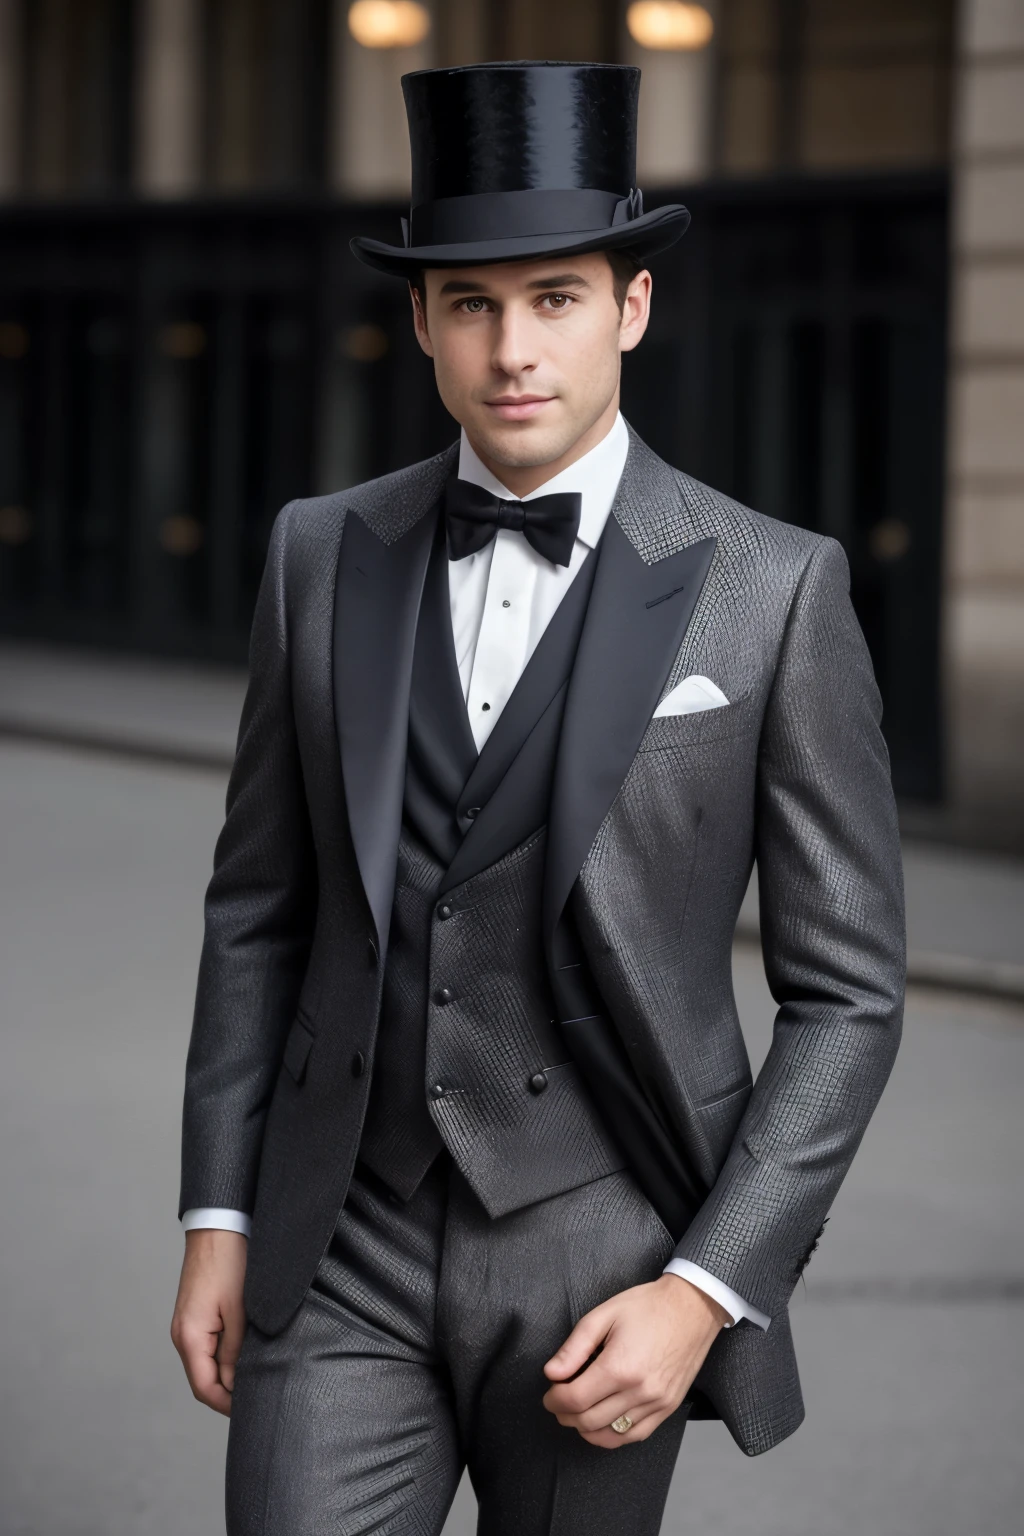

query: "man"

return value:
[172, 62, 905, 1535]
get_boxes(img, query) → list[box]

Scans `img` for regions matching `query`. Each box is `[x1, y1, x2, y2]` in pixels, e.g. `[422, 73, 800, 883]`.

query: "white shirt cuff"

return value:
[662, 1258, 770, 1331]
[181, 1207, 252, 1237]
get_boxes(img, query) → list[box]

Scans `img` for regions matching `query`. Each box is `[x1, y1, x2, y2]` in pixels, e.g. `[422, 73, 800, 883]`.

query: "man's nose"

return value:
[490, 308, 537, 377]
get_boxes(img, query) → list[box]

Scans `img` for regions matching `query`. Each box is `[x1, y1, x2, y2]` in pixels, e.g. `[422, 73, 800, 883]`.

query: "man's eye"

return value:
[461, 298, 486, 313]
[544, 294, 572, 309]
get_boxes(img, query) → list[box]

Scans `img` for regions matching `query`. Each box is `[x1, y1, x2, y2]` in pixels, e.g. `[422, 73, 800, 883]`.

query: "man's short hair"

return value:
[410, 248, 644, 316]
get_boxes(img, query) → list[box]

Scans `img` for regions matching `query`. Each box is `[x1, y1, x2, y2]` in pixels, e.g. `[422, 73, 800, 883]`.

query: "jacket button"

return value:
[528, 1071, 549, 1094]
[437, 902, 453, 920]
[464, 806, 479, 820]
[367, 938, 378, 968]
[430, 1082, 445, 1099]
[351, 1050, 365, 1077]
[434, 986, 453, 1005]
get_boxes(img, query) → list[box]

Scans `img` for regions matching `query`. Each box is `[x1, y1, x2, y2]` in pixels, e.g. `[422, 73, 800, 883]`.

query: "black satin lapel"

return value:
[544, 517, 717, 943]
[411, 517, 479, 777]
[333, 506, 437, 963]
[403, 517, 479, 866]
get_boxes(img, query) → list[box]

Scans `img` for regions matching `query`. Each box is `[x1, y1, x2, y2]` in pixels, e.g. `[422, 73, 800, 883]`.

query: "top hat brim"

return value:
[349, 202, 690, 278]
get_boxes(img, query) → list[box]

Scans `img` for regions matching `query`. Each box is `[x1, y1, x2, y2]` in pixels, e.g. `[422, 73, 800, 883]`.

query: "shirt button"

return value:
[351, 1050, 365, 1077]
[437, 902, 453, 920]
[528, 1071, 549, 1094]
[481, 702, 491, 712]
[434, 986, 454, 1005]
[502, 599, 511, 608]
[430, 1082, 445, 1099]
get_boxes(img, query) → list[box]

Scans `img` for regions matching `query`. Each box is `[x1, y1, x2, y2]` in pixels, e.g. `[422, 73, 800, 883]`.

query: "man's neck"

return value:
[463, 394, 621, 498]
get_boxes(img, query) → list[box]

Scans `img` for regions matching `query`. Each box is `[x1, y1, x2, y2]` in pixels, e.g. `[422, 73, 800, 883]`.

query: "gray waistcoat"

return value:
[357, 518, 626, 1215]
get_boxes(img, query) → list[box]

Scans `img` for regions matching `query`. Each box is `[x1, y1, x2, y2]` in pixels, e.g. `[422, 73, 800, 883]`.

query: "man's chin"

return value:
[469, 418, 579, 472]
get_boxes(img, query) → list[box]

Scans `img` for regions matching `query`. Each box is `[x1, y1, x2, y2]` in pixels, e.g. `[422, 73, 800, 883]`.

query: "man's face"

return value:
[410, 253, 651, 471]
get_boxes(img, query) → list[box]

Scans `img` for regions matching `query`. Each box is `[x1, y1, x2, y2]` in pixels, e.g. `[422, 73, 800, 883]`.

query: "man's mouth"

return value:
[484, 395, 556, 422]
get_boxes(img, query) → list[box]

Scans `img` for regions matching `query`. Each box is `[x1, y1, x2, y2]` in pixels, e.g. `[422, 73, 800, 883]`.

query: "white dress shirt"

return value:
[182, 410, 768, 1332]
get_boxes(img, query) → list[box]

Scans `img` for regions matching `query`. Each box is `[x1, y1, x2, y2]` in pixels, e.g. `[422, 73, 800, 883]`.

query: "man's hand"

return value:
[542, 1274, 730, 1448]
[170, 1230, 248, 1416]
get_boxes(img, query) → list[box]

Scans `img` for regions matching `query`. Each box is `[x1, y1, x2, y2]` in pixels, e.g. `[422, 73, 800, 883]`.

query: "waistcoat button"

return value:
[437, 903, 453, 920]
[351, 1050, 365, 1077]
[528, 1071, 549, 1094]
[434, 986, 453, 1005]
[430, 1082, 445, 1099]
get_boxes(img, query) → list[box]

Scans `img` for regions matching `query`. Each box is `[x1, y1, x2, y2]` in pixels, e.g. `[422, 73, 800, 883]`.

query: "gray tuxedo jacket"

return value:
[180, 424, 905, 1456]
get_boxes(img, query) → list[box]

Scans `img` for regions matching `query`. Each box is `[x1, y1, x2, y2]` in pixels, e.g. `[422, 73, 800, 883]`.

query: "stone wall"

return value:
[946, 0, 1024, 846]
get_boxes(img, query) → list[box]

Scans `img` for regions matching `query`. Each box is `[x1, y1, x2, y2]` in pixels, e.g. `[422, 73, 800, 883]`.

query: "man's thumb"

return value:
[543, 1306, 609, 1379]
[217, 1301, 246, 1393]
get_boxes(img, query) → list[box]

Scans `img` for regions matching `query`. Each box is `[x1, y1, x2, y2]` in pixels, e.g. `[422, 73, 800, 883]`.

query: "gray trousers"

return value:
[226, 1152, 690, 1535]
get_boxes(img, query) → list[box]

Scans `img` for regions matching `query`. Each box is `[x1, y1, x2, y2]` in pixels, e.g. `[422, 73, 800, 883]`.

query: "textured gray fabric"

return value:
[180, 422, 905, 1461]
[360, 824, 626, 1210]
[226, 1154, 690, 1536]
[426, 824, 626, 1213]
[574, 489, 906, 1324]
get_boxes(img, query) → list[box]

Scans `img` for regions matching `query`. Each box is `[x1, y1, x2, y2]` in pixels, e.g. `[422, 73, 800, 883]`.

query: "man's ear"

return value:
[619, 269, 652, 355]
[409, 282, 434, 357]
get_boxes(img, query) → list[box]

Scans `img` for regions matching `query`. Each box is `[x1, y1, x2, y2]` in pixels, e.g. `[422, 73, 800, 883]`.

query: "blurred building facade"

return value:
[945, 0, 1024, 846]
[0, 0, 1019, 845]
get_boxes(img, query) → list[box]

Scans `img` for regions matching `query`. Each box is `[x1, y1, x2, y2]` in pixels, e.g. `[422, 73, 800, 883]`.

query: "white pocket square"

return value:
[653, 675, 730, 718]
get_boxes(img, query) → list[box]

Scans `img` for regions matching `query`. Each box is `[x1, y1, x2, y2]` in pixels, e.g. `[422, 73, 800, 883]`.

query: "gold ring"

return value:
[610, 1413, 633, 1434]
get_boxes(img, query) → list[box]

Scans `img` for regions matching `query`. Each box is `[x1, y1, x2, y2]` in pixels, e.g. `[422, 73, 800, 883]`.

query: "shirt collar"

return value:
[456, 410, 630, 551]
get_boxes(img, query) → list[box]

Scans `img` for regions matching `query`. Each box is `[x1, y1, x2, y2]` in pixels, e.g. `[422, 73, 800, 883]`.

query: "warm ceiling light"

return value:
[348, 0, 430, 48]
[627, 2, 714, 50]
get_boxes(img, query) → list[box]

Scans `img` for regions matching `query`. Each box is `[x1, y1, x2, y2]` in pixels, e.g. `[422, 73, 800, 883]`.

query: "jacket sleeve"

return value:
[178, 500, 318, 1217]
[670, 535, 906, 1319]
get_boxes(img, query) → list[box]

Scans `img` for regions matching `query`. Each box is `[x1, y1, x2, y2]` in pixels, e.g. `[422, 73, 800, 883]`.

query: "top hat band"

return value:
[405, 187, 644, 249]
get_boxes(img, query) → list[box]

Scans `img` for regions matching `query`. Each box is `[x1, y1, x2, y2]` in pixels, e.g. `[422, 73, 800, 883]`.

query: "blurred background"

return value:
[0, 3, 1022, 1535]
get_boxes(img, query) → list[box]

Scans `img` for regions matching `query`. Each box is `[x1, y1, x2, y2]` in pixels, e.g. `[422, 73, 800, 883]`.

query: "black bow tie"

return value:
[443, 478, 582, 568]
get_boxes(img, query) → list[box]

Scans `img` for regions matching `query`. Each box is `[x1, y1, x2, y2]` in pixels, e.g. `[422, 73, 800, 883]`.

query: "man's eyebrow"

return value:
[436, 272, 593, 297]
[524, 272, 591, 290]
[438, 278, 493, 295]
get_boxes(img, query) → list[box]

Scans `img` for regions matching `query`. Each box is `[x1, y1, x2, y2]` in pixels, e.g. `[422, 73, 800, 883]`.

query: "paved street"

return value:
[2, 736, 1022, 1536]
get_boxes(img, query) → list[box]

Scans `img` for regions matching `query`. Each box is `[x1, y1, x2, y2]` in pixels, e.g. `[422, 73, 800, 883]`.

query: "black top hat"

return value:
[350, 62, 690, 276]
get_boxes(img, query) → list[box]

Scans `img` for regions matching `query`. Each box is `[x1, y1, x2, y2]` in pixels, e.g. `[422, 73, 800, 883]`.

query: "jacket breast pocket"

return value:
[636, 696, 756, 754]
[281, 1014, 315, 1085]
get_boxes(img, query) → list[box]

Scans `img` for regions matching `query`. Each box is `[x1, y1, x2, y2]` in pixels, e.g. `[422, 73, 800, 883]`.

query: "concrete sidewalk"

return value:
[2, 733, 1021, 1536]
[0, 638, 245, 768]
[3, 638, 1022, 994]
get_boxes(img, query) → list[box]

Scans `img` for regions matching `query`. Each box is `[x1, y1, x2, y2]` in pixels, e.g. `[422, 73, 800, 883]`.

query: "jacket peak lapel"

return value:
[333, 449, 455, 964]
[544, 433, 717, 943]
